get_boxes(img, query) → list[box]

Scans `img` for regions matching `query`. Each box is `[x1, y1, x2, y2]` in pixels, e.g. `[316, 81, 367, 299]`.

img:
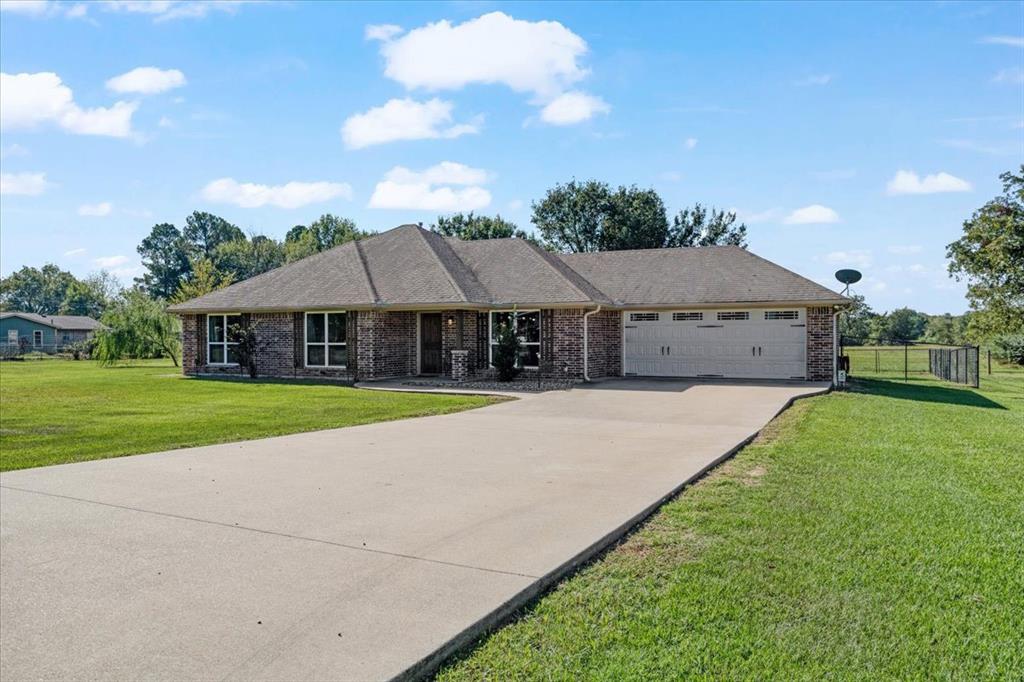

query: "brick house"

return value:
[168, 224, 847, 383]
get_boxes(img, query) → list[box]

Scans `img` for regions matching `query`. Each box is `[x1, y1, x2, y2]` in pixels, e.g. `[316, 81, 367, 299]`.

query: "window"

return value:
[490, 310, 540, 369]
[33, 330, 43, 347]
[305, 312, 347, 367]
[7, 330, 17, 345]
[207, 314, 242, 364]
[717, 311, 750, 321]
[630, 312, 660, 322]
[672, 312, 703, 321]
[765, 310, 800, 320]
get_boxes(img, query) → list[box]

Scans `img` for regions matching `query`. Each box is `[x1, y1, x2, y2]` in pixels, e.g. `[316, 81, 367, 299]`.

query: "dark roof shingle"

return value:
[0, 312, 104, 330]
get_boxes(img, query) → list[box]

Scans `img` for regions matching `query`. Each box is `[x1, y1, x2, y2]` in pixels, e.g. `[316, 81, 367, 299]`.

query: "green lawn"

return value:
[440, 370, 1024, 680]
[0, 359, 497, 472]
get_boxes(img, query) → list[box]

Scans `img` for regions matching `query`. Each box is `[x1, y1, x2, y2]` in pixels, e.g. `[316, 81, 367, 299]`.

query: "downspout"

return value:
[583, 305, 602, 382]
[832, 306, 841, 387]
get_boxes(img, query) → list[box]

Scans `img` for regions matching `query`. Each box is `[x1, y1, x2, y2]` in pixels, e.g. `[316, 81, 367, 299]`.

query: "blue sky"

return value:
[1, 0, 1021, 314]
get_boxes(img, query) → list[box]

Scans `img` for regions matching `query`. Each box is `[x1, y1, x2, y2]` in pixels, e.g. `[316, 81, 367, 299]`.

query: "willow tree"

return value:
[93, 291, 181, 367]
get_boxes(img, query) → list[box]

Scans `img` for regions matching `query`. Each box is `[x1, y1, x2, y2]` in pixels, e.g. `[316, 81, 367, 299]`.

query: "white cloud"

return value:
[939, 138, 1017, 156]
[0, 143, 29, 158]
[158, 116, 174, 128]
[783, 204, 840, 224]
[730, 207, 782, 224]
[981, 35, 1024, 48]
[78, 201, 113, 216]
[341, 98, 479, 149]
[795, 73, 833, 86]
[378, 12, 589, 99]
[683, 137, 698, 149]
[100, 1, 253, 22]
[365, 23, 402, 41]
[888, 244, 923, 255]
[106, 67, 186, 95]
[0, 171, 49, 195]
[539, 91, 609, 125]
[368, 162, 492, 212]
[660, 171, 683, 182]
[64, 247, 87, 257]
[65, 3, 87, 18]
[0, 0, 49, 14]
[201, 178, 352, 209]
[94, 255, 129, 268]
[993, 67, 1024, 84]
[886, 170, 971, 195]
[824, 250, 871, 268]
[507, 199, 524, 211]
[1, 72, 137, 137]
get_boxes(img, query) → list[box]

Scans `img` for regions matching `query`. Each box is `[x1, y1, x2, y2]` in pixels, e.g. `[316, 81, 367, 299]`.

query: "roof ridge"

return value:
[522, 240, 609, 304]
[352, 238, 381, 305]
[413, 226, 471, 303]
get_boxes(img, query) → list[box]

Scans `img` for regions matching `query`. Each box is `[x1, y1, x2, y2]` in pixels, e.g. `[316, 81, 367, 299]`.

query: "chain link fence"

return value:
[841, 337, 980, 388]
[928, 346, 980, 388]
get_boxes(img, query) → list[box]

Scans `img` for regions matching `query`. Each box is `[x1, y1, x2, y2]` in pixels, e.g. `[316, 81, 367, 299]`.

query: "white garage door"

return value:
[623, 308, 807, 380]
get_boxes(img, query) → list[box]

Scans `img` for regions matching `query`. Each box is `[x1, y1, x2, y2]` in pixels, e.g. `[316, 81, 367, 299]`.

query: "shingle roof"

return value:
[0, 312, 104, 330]
[559, 246, 845, 305]
[167, 224, 845, 313]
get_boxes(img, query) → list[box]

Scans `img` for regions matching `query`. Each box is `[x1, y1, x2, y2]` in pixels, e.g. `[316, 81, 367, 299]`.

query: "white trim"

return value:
[303, 310, 348, 369]
[32, 330, 43, 347]
[206, 313, 242, 366]
[488, 309, 540, 370]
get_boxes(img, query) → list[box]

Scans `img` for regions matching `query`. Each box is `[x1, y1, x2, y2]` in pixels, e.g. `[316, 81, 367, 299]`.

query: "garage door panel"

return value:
[623, 309, 807, 380]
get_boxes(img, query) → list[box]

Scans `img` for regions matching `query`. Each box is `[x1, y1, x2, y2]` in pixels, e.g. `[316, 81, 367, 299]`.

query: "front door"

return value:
[420, 313, 442, 374]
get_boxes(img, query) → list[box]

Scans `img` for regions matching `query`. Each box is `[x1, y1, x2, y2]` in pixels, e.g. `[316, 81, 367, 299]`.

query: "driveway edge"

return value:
[395, 384, 831, 681]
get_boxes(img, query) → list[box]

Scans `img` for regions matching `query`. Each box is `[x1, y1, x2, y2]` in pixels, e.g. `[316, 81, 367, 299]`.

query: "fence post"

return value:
[904, 343, 908, 382]
[988, 349, 991, 375]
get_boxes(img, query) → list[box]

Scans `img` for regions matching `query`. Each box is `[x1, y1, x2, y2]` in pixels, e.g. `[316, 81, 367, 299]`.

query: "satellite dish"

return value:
[835, 269, 862, 296]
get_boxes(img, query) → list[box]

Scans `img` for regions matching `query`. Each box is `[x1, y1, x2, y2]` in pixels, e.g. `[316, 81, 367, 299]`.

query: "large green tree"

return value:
[136, 223, 192, 299]
[947, 166, 1024, 338]
[60, 273, 120, 318]
[171, 258, 234, 304]
[838, 294, 876, 342]
[93, 291, 181, 367]
[183, 211, 245, 259]
[531, 180, 748, 252]
[0, 264, 78, 314]
[668, 203, 748, 248]
[431, 212, 533, 241]
[213, 235, 285, 281]
[284, 215, 365, 262]
[870, 307, 929, 342]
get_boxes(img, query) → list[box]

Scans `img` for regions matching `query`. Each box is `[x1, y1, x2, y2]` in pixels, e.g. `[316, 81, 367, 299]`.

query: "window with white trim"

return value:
[207, 314, 241, 364]
[717, 311, 750, 321]
[630, 312, 660, 322]
[305, 312, 347, 367]
[490, 310, 540, 369]
[672, 312, 703, 321]
[33, 330, 43, 347]
[765, 310, 800, 320]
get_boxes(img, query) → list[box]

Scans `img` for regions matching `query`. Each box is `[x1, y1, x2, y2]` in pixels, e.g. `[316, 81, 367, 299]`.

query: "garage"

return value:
[622, 308, 808, 380]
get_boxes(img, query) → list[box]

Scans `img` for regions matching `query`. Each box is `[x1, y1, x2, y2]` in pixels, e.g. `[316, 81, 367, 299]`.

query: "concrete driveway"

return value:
[0, 379, 826, 681]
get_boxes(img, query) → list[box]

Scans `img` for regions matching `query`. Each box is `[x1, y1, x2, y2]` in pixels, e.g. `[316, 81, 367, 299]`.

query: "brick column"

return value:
[451, 349, 469, 382]
[806, 306, 835, 381]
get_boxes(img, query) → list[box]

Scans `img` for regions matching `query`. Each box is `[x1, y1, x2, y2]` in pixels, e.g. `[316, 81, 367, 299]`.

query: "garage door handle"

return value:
[752, 346, 755, 357]
[759, 346, 762, 356]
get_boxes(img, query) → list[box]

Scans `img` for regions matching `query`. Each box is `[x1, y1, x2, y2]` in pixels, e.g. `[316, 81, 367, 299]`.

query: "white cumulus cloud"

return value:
[101, 1, 253, 22]
[886, 170, 972, 195]
[539, 91, 609, 125]
[78, 201, 113, 216]
[342, 98, 479, 149]
[684, 137, 698, 149]
[106, 67, 186, 94]
[981, 35, 1024, 48]
[783, 204, 840, 224]
[378, 12, 589, 99]
[94, 255, 130, 268]
[0, 171, 49, 195]
[368, 162, 492, 212]
[1, 72, 137, 137]
[0, 0, 50, 15]
[201, 178, 353, 209]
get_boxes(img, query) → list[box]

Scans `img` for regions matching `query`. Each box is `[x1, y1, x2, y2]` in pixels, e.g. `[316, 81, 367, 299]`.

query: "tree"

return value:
[171, 258, 234, 304]
[0, 264, 78, 314]
[491, 319, 521, 381]
[227, 319, 270, 378]
[183, 211, 244, 259]
[283, 215, 365, 262]
[838, 294, 876, 342]
[60, 274, 116, 318]
[93, 291, 181, 367]
[668, 203, 748, 248]
[136, 223, 192, 299]
[601, 186, 670, 251]
[531, 179, 612, 252]
[431, 212, 533, 241]
[947, 166, 1024, 338]
[923, 314, 960, 345]
[213, 235, 285, 281]
[871, 307, 929, 342]
[284, 229, 322, 263]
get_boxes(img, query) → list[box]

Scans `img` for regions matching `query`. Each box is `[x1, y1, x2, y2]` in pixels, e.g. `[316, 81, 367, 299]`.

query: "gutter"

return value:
[832, 306, 841, 387]
[582, 305, 602, 382]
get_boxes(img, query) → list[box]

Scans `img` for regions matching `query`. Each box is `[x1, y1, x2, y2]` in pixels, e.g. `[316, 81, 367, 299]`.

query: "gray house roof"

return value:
[0, 312, 104, 330]
[167, 224, 844, 313]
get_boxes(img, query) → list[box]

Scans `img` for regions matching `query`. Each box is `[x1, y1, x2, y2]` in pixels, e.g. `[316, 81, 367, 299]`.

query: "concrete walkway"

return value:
[0, 379, 827, 681]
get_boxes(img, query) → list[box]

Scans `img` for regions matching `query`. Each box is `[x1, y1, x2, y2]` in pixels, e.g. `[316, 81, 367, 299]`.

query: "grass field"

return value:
[440, 369, 1024, 680]
[0, 359, 496, 472]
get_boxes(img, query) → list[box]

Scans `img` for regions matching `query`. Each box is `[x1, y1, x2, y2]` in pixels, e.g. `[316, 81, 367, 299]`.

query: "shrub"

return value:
[492, 320, 521, 382]
[992, 333, 1024, 366]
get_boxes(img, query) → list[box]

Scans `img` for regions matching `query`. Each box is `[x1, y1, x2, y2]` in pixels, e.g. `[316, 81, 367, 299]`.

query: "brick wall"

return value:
[806, 306, 835, 382]
[355, 310, 417, 379]
[586, 309, 622, 379]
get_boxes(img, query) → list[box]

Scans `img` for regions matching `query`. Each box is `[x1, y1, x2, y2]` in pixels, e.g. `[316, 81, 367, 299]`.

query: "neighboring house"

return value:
[168, 224, 847, 383]
[0, 312, 104, 353]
